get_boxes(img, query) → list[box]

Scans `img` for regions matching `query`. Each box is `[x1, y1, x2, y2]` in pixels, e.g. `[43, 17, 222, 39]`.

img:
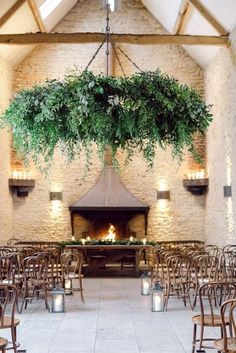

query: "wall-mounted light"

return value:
[224, 185, 232, 198]
[157, 190, 170, 200]
[49, 191, 63, 201]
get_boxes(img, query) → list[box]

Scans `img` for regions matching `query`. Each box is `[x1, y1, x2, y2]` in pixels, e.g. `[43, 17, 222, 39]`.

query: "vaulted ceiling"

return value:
[0, 0, 235, 69]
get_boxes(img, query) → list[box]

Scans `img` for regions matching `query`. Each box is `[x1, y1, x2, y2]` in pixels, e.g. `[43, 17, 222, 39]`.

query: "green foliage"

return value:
[1, 69, 212, 169]
[58, 239, 159, 249]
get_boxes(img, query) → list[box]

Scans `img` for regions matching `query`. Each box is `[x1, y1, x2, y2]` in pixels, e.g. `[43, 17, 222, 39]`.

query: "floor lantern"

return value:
[151, 282, 164, 312]
[140, 272, 151, 295]
[51, 287, 65, 313]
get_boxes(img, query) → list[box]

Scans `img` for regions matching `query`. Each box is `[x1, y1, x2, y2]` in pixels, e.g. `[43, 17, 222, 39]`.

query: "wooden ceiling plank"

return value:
[188, 0, 228, 35]
[0, 32, 229, 46]
[0, 0, 26, 28]
[27, 0, 46, 32]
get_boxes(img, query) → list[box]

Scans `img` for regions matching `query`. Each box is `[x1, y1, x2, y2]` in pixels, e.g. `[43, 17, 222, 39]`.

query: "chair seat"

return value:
[0, 337, 8, 349]
[192, 314, 229, 326]
[1, 317, 20, 329]
[214, 337, 236, 352]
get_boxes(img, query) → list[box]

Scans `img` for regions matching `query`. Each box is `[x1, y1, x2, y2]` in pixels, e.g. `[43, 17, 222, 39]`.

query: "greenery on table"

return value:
[1, 69, 212, 170]
[59, 239, 159, 249]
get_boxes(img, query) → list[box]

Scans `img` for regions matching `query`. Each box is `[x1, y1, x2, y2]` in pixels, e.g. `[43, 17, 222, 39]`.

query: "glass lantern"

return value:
[64, 278, 73, 295]
[151, 282, 164, 312]
[51, 287, 65, 313]
[140, 272, 151, 295]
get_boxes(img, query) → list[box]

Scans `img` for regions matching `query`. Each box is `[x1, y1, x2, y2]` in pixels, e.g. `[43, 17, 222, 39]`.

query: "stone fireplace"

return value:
[69, 166, 149, 239]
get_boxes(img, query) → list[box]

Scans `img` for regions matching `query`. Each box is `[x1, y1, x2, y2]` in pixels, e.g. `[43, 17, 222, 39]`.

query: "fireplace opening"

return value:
[74, 211, 136, 239]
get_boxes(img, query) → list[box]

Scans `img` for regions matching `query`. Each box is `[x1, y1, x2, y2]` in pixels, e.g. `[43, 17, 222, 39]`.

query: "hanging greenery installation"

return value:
[1, 69, 212, 169]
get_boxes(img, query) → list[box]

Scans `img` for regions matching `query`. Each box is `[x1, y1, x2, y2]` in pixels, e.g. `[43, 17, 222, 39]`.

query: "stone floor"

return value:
[4, 278, 221, 353]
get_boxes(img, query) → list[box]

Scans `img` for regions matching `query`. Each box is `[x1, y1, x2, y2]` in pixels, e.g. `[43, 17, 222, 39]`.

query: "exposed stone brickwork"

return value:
[11, 0, 206, 242]
[205, 28, 236, 246]
[0, 58, 13, 243]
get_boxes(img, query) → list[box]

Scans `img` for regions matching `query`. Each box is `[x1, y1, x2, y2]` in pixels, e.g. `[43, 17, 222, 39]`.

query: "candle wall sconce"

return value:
[9, 178, 35, 197]
[183, 178, 209, 195]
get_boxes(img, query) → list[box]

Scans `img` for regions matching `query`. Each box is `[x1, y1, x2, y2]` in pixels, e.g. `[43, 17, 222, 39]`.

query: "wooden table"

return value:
[65, 245, 152, 277]
[16, 240, 59, 249]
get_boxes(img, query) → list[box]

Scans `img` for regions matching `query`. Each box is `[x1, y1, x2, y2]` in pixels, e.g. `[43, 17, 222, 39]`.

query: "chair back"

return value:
[220, 298, 236, 352]
[199, 282, 236, 327]
[61, 252, 83, 279]
[0, 284, 17, 328]
[23, 255, 48, 285]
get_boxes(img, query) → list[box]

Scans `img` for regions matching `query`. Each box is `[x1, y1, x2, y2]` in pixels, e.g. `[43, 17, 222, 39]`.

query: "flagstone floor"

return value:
[4, 278, 220, 353]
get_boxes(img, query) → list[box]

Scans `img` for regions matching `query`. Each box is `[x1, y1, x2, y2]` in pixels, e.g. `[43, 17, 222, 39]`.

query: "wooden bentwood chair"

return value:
[192, 282, 236, 353]
[214, 298, 236, 352]
[0, 285, 20, 353]
[61, 252, 85, 303]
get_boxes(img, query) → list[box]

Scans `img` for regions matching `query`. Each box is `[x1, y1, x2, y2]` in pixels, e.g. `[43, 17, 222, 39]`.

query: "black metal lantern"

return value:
[51, 287, 65, 313]
[151, 282, 164, 312]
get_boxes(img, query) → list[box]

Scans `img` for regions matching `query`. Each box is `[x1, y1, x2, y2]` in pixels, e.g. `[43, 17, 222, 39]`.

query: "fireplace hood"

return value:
[69, 166, 149, 235]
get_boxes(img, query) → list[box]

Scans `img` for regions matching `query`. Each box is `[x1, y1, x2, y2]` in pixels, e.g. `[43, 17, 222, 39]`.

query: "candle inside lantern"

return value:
[86, 236, 91, 241]
[65, 278, 71, 289]
[71, 236, 75, 241]
[54, 294, 63, 312]
[142, 238, 147, 245]
[81, 238, 86, 245]
[129, 236, 134, 242]
[153, 295, 161, 311]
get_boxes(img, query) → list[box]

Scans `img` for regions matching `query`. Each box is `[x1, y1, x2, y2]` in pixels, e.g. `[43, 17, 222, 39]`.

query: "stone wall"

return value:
[205, 28, 236, 246]
[12, 0, 206, 242]
[0, 57, 13, 243]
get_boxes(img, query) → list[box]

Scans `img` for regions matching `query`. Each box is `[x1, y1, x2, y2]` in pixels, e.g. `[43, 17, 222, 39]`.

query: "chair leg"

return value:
[79, 277, 85, 303]
[199, 324, 204, 350]
[192, 324, 197, 353]
[44, 287, 50, 312]
[20, 285, 28, 313]
[11, 325, 17, 353]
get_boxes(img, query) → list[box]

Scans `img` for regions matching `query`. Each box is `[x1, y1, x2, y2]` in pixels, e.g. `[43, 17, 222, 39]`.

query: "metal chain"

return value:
[84, 37, 106, 71]
[116, 45, 143, 72]
[110, 40, 126, 77]
[85, 0, 142, 74]
[105, 1, 110, 76]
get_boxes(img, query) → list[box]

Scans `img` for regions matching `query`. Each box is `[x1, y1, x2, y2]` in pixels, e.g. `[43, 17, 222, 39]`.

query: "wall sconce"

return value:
[9, 178, 35, 197]
[224, 185, 232, 197]
[157, 190, 170, 200]
[49, 191, 63, 201]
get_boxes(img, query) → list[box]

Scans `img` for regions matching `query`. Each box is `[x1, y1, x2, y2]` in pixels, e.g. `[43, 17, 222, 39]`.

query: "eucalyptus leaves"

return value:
[1, 69, 212, 170]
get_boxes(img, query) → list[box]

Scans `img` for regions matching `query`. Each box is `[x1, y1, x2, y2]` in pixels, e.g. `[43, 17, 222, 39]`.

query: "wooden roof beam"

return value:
[0, 0, 26, 28]
[27, 0, 46, 32]
[174, 0, 191, 35]
[0, 32, 228, 46]
[188, 0, 228, 35]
